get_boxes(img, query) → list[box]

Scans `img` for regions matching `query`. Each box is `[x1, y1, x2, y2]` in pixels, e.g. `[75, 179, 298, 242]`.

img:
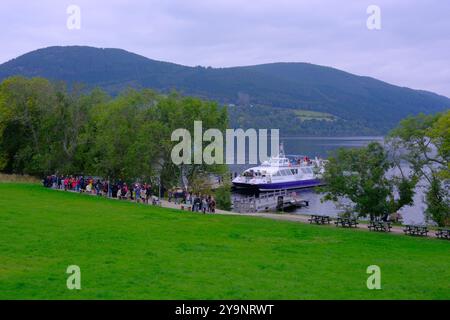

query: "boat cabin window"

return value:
[280, 169, 292, 176]
[243, 170, 254, 177]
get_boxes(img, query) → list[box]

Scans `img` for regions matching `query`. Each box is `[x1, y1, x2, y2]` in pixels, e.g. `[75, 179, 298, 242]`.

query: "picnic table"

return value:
[403, 225, 428, 237]
[335, 217, 359, 228]
[368, 220, 392, 232]
[308, 214, 331, 225]
[436, 228, 450, 240]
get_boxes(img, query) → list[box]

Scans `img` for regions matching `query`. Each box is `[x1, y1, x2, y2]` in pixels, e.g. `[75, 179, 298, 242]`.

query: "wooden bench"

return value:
[335, 217, 359, 228]
[308, 215, 331, 225]
[436, 228, 450, 240]
[403, 225, 428, 237]
[368, 220, 392, 232]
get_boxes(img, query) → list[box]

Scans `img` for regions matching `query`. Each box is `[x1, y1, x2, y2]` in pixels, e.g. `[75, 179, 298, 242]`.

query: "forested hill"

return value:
[1, 45, 449, 135]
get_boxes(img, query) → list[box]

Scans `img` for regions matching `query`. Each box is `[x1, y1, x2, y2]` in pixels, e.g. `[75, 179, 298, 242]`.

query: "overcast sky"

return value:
[1, 0, 449, 97]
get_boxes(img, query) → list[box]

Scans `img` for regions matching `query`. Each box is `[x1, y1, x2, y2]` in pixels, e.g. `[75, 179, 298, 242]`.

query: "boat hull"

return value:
[233, 178, 324, 191]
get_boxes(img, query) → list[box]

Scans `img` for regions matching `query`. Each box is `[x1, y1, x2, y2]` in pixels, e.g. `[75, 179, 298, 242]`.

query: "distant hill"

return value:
[1, 46, 449, 135]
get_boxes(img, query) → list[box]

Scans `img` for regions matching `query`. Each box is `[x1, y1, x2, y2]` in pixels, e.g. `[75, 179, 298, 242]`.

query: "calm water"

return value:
[231, 136, 425, 224]
[280, 136, 384, 158]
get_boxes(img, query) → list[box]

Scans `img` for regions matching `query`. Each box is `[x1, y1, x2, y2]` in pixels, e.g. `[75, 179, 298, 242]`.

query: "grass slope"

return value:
[0, 183, 449, 299]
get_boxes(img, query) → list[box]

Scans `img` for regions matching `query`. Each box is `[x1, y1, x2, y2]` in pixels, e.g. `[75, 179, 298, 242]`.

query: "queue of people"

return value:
[43, 175, 216, 212]
[43, 175, 157, 203]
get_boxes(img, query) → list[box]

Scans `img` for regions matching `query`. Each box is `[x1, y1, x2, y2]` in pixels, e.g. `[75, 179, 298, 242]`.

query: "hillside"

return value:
[0, 183, 449, 299]
[1, 46, 449, 135]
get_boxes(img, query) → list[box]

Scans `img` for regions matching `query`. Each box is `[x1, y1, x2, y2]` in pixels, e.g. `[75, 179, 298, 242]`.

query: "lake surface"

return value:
[280, 136, 384, 158]
[230, 136, 426, 224]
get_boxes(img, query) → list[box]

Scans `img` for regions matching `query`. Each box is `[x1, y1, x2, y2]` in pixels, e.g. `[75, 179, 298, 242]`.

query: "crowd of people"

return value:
[42, 175, 157, 203]
[42, 175, 216, 213]
[168, 189, 216, 213]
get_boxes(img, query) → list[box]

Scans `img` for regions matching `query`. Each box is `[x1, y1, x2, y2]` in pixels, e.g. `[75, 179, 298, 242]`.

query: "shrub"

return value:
[215, 185, 232, 211]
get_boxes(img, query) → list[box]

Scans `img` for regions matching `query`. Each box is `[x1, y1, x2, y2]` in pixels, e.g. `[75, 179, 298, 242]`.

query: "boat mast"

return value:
[279, 142, 285, 157]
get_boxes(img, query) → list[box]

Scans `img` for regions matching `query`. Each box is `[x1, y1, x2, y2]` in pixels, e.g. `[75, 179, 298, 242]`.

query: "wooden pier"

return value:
[232, 190, 309, 213]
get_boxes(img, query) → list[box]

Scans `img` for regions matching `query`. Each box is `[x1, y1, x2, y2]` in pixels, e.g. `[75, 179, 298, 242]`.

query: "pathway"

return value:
[55, 188, 439, 238]
[159, 199, 438, 237]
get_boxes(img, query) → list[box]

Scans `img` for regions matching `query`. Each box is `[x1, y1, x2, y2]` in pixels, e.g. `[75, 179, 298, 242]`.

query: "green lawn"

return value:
[0, 183, 449, 299]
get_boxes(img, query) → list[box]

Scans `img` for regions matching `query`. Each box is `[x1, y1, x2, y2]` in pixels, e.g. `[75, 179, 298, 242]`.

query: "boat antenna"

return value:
[279, 142, 285, 157]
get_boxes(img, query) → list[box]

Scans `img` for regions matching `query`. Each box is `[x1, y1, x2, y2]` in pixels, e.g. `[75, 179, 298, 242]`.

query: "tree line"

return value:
[321, 110, 449, 226]
[0, 76, 228, 191]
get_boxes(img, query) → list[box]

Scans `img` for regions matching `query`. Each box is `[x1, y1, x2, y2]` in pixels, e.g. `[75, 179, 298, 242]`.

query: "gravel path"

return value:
[55, 190, 440, 239]
[160, 199, 439, 238]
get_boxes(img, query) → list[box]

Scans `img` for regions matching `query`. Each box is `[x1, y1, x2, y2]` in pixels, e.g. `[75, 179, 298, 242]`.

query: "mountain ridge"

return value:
[1, 45, 449, 135]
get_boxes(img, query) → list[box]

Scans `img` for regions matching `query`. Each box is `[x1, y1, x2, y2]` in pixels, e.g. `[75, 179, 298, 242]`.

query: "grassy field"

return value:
[0, 173, 40, 183]
[0, 183, 449, 299]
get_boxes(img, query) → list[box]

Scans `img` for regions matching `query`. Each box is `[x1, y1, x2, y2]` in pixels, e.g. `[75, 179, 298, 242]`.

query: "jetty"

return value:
[232, 189, 309, 213]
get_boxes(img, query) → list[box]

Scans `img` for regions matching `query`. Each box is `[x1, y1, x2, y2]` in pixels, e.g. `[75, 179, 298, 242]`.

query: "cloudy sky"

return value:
[1, 0, 450, 96]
